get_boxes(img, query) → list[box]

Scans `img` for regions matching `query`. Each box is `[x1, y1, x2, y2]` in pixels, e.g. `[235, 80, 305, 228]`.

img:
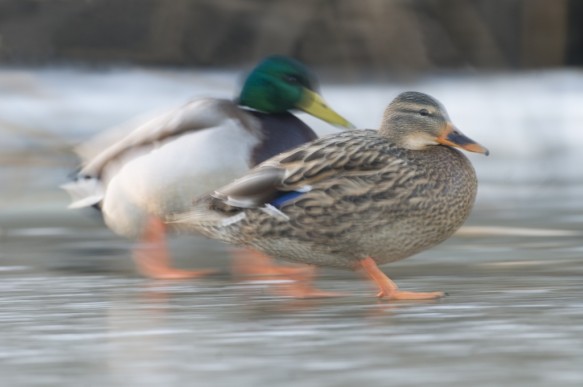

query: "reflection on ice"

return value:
[457, 226, 583, 237]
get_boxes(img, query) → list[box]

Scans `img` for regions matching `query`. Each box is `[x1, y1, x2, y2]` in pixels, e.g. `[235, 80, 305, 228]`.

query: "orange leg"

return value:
[133, 217, 217, 279]
[359, 257, 444, 300]
[231, 248, 313, 279]
[232, 249, 341, 298]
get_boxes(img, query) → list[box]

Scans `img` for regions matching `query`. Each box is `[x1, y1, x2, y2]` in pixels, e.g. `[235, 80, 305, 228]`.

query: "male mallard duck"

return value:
[63, 55, 353, 279]
[172, 92, 489, 299]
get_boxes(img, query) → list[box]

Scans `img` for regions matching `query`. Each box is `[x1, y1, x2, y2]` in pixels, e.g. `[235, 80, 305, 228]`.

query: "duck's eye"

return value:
[419, 109, 430, 117]
[284, 74, 300, 84]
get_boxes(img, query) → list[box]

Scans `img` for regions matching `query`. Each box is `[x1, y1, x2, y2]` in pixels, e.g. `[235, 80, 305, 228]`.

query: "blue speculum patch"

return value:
[270, 191, 304, 208]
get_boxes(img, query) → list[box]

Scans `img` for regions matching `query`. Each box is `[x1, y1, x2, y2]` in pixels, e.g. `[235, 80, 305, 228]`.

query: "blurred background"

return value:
[2, 1, 583, 386]
[0, 0, 581, 70]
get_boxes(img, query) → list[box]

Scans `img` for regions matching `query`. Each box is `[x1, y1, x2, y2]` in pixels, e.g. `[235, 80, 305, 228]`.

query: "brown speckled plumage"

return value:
[180, 129, 477, 269]
[172, 92, 488, 296]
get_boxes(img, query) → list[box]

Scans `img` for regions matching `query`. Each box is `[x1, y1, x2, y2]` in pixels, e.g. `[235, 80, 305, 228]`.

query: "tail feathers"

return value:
[167, 205, 246, 234]
[168, 209, 247, 228]
[60, 177, 104, 209]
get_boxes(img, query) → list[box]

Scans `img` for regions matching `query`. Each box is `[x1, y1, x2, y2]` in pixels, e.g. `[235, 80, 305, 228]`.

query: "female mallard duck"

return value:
[172, 92, 489, 299]
[63, 55, 353, 279]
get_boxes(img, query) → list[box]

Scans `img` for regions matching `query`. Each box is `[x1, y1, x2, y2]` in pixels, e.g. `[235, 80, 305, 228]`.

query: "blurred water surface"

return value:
[1, 67, 583, 386]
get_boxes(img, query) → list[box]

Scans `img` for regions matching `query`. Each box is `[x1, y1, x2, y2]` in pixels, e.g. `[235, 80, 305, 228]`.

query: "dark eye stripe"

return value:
[400, 107, 433, 116]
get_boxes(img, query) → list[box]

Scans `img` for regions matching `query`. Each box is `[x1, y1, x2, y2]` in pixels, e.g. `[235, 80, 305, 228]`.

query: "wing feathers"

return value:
[208, 130, 399, 211]
[212, 166, 286, 208]
[79, 99, 256, 177]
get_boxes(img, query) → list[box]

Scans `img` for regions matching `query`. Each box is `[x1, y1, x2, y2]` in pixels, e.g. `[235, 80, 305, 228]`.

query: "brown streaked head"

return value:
[380, 91, 489, 155]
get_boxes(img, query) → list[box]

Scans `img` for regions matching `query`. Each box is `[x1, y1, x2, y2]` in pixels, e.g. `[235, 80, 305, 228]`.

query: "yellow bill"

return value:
[297, 89, 355, 129]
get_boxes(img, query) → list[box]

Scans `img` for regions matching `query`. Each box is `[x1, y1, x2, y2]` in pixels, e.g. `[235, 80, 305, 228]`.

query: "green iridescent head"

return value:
[238, 55, 353, 128]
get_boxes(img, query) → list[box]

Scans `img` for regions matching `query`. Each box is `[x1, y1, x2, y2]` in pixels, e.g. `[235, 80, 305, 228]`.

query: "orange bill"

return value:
[437, 123, 489, 155]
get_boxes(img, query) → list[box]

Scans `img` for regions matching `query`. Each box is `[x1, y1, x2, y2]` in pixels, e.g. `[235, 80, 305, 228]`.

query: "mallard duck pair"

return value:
[173, 91, 489, 299]
[63, 56, 353, 279]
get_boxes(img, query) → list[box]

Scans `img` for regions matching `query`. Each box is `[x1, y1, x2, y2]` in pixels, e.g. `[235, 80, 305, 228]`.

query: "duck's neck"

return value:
[245, 110, 317, 166]
[410, 146, 476, 187]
